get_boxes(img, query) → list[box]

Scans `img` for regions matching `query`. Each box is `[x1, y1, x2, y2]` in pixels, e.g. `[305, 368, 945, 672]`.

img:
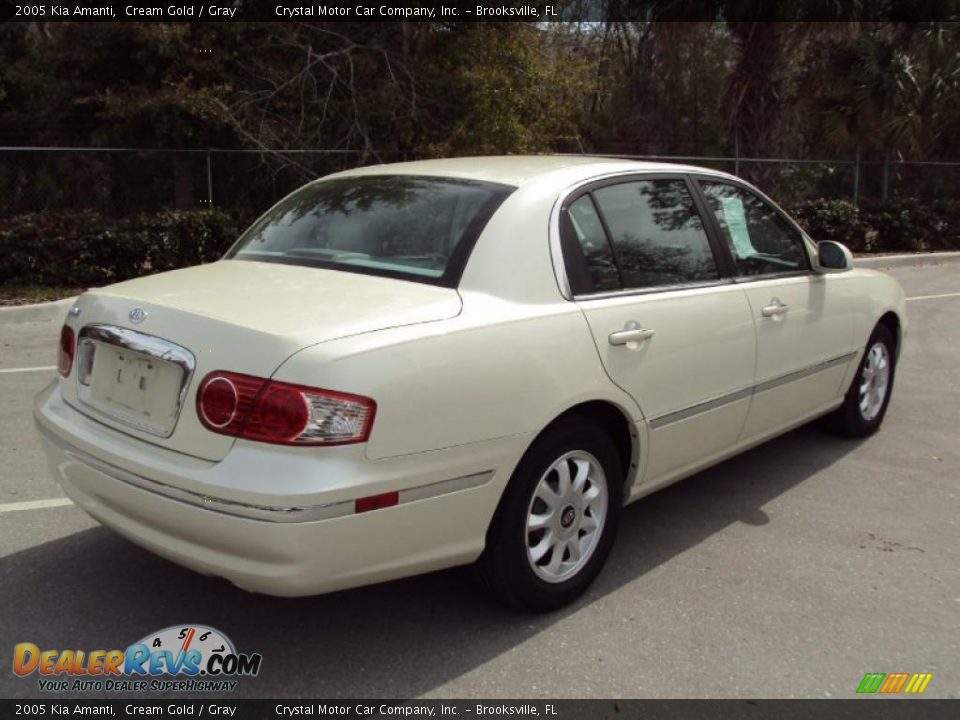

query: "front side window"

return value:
[590, 179, 719, 289]
[228, 175, 513, 286]
[699, 181, 809, 276]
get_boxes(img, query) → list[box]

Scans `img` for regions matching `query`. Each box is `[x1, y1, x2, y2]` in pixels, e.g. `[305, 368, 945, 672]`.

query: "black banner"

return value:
[1, 700, 959, 720]
[1, 0, 958, 24]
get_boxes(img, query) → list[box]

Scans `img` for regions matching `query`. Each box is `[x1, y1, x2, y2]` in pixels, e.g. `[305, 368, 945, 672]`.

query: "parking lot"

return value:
[1, 262, 957, 700]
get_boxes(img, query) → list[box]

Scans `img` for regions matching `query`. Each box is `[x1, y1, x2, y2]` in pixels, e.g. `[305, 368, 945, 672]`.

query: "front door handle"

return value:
[609, 321, 656, 346]
[761, 298, 789, 318]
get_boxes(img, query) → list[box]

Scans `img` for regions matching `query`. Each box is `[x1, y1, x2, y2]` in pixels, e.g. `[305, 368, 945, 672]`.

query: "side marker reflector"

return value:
[355, 491, 399, 514]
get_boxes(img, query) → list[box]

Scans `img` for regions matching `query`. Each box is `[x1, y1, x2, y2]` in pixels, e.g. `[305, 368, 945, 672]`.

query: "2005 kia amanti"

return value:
[35, 156, 906, 610]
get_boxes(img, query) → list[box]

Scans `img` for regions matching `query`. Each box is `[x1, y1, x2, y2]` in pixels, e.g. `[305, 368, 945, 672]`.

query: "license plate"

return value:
[81, 342, 185, 435]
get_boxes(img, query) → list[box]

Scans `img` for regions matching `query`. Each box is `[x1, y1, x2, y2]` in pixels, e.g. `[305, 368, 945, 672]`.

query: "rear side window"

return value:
[563, 195, 621, 293]
[227, 175, 513, 287]
[562, 178, 719, 294]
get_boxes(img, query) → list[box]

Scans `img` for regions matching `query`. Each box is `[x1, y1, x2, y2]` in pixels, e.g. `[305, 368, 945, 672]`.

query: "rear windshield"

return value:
[227, 175, 513, 287]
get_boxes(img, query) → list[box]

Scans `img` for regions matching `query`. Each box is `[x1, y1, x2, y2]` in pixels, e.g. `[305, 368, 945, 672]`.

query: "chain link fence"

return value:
[2, 146, 959, 220]
[588, 154, 960, 206]
[0, 148, 408, 221]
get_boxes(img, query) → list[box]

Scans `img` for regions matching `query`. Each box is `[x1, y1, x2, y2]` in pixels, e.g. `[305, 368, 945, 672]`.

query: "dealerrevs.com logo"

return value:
[13, 624, 262, 693]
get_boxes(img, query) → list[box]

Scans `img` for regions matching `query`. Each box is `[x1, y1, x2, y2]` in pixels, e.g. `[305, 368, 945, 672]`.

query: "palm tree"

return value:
[819, 23, 958, 199]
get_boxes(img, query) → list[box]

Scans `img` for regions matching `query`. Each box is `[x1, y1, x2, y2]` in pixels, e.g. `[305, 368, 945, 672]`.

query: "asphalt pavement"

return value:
[0, 263, 957, 699]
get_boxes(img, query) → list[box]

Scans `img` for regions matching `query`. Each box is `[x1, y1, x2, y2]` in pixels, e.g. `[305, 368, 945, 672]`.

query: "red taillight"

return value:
[195, 371, 376, 446]
[242, 384, 310, 443]
[199, 377, 239, 427]
[196, 372, 266, 435]
[58, 326, 75, 377]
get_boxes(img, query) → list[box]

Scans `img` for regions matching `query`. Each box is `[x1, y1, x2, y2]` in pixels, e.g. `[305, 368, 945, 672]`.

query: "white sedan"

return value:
[35, 156, 906, 611]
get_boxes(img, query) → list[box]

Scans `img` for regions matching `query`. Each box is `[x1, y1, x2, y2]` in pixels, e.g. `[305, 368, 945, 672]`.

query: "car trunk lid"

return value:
[62, 260, 461, 461]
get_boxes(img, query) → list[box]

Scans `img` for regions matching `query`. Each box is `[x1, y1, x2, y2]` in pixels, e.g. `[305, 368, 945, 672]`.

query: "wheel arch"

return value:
[519, 400, 640, 499]
[878, 310, 902, 360]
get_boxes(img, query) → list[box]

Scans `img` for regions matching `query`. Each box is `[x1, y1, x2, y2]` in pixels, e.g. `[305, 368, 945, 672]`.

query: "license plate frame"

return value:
[75, 325, 196, 438]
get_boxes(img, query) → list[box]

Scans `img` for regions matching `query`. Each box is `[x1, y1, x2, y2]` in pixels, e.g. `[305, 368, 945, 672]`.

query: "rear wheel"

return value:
[823, 324, 896, 437]
[478, 418, 623, 612]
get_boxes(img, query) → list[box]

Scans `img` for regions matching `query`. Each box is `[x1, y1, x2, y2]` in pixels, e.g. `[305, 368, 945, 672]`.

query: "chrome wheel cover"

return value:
[859, 341, 891, 422]
[525, 450, 608, 584]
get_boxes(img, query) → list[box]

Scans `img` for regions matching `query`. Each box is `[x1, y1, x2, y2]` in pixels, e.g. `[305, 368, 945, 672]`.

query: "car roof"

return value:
[328, 155, 737, 188]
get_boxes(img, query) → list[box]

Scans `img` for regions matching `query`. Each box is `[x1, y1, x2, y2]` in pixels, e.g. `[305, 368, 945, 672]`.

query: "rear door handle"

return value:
[761, 298, 789, 318]
[609, 321, 656, 346]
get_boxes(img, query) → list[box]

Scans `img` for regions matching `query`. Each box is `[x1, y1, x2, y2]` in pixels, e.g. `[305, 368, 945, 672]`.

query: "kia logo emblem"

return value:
[129, 308, 147, 324]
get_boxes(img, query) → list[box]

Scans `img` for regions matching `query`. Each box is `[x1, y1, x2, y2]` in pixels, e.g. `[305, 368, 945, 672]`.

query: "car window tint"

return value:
[591, 180, 718, 289]
[699, 181, 809, 276]
[565, 195, 621, 293]
[227, 175, 512, 287]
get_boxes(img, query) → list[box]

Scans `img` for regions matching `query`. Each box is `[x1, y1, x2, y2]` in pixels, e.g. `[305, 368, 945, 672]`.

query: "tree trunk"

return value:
[882, 148, 890, 201]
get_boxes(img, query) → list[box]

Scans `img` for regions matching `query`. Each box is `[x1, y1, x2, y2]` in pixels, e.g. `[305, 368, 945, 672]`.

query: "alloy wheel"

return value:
[525, 450, 609, 584]
[859, 341, 890, 422]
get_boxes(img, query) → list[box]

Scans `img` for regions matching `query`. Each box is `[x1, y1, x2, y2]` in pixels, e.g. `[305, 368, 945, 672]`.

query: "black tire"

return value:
[477, 417, 623, 612]
[822, 323, 897, 438]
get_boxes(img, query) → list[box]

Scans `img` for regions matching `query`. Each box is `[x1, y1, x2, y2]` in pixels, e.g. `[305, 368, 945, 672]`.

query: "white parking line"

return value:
[0, 497, 73, 513]
[0, 365, 56, 374]
[906, 292, 960, 302]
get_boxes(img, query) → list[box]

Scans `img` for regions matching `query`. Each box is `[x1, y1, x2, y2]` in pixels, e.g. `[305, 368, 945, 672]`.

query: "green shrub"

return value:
[2, 199, 958, 292]
[789, 200, 865, 251]
[858, 199, 935, 252]
[849, 198, 960, 252]
[791, 198, 960, 253]
[908, 199, 960, 251]
[0, 210, 241, 287]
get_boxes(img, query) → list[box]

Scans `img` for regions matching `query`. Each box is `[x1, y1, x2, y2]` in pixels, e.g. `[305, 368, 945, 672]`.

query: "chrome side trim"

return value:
[650, 386, 754, 429]
[648, 351, 859, 430]
[398, 471, 492, 503]
[75, 324, 196, 438]
[733, 270, 814, 284]
[753, 351, 858, 395]
[36, 420, 493, 523]
[574, 279, 732, 302]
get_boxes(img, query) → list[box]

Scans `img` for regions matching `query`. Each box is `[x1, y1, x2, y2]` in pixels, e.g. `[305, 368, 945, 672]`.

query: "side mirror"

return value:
[815, 240, 853, 273]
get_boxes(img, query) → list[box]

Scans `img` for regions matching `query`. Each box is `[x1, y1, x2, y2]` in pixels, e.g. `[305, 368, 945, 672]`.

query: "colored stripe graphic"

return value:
[857, 672, 933, 694]
[880, 673, 910, 693]
[904, 673, 933, 694]
[857, 673, 886, 693]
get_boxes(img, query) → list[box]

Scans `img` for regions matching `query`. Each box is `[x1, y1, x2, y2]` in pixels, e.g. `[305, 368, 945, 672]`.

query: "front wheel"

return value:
[823, 324, 897, 437]
[477, 418, 623, 612]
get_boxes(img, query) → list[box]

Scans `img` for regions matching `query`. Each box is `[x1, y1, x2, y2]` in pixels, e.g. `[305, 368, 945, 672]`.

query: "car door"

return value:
[694, 177, 857, 442]
[560, 175, 757, 488]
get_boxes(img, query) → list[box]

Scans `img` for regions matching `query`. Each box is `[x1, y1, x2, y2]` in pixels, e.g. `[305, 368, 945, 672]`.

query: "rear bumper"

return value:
[34, 381, 528, 596]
